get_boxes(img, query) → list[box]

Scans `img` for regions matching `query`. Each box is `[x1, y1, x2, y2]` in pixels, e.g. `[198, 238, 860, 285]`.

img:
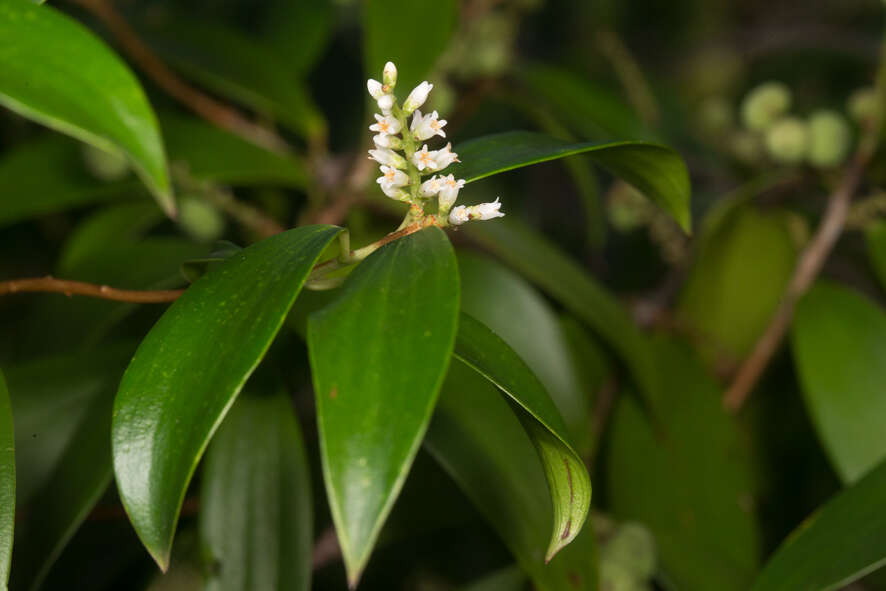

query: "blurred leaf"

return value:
[792, 282, 886, 484]
[180, 241, 243, 284]
[606, 338, 760, 591]
[143, 17, 324, 139]
[460, 566, 526, 591]
[520, 64, 651, 141]
[0, 136, 142, 228]
[162, 114, 307, 187]
[308, 227, 458, 586]
[364, 0, 458, 96]
[112, 225, 340, 570]
[201, 388, 312, 591]
[0, 0, 173, 215]
[465, 219, 658, 406]
[262, 0, 333, 77]
[454, 314, 591, 559]
[0, 371, 13, 590]
[677, 206, 797, 369]
[426, 362, 598, 591]
[452, 131, 691, 232]
[865, 220, 886, 292]
[752, 455, 886, 591]
[458, 252, 593, 455]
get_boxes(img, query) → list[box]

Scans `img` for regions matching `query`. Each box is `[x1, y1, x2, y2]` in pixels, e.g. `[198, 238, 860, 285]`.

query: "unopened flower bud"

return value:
[403, 81, 433, 114]
[471, 198, 504, 220]
[368, 148, 407, 169]
[448, 205, 470, 226]
[741, 82, 791, 132]
[373, 133, 402, 149]
[765, 116, 808, 164]
[807, 110, 850, 168]
[367, 79, 384, 100]
[377, 94, 395, 113]
[380, 183, 410, 202]
[383, 61, 398, 89]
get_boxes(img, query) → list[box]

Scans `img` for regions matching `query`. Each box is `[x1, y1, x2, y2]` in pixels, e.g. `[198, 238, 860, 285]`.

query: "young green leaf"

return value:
[0, 371, 13, 590]
[451, 131, 691, 232]
[201, 389, 312, 591]
[792, 282, 886, 484]
[0, 0, 173, 215]
[752, 455, 886, 591]
[307, 227, 459, 587]
[363, 0, 458, 96]
[426, 362, 597, 591]
[112, 225, 341, 571]
[465, 219, 658, 406]
[454, 314, 591, 560]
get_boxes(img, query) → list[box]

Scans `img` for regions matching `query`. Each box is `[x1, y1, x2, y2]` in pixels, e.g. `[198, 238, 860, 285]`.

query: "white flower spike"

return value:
[377, 165, 409, 189]
[420, 176, 442, 197]
[412, 144, 438, 171]
[437, 174, 465, 211]
[369, 113, 401, 135]
[383, 61, 398, 88]
[373, 133, 402, 149]
[430, 143, 459, 170]
[472, 198, 505, 220]
[367, 79, 384, 99]
[403, 81, 433, 114]
[411, 109, 447, 140]
[368, 148, 407, 169]
[448, 205, 470, 226]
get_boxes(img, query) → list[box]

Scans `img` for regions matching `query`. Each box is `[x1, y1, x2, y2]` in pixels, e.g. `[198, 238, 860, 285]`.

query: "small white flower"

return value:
[449, 205, 470, 226]
[383, 61, 398, 88]
[411, 109, 447, 140]
[377, 165, 409, 188]
[373, 133, 402, 149]
[437, 174, 465, 210]
[380, 183, 410, 202]
[367, 79, 384, 100]
[377, 94, 395, 113]
[403, 81, 433, 114]
[430, 143, 459, 170]
[420, 176, 442, 197]
[368, 148, 407, 169]
[471, 198, 505, 220]
[369, 113, 401, 135]
[412, 144, 438, 171]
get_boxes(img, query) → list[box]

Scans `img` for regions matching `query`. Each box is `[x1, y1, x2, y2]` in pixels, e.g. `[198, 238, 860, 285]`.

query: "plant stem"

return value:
[0, 277, 183, 303]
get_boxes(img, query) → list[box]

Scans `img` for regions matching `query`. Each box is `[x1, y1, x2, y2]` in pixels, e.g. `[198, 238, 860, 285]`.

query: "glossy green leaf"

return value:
[454, 314, 591, 559]
[201, 388, 312, 591]
[162, 115, 307, 187]
[0, 371, 13, 589]
[452, 131, 690, 232]
[458, 252, 593, 455]
[426, 362, 598, 591]
[0, 136, 142, 227]
[865, 220, 886, 292]
[677, 206, 797, 369]
[465, 219, 658, 405]
[606, 338, 760, 591]
[0, 0, 173, 215]
[792, 282, 886, 484]
[364, 0, 458, 97]
[752, 455, 886, 591]
[112, 225, 341, 570]
[307, 227, 459, 586]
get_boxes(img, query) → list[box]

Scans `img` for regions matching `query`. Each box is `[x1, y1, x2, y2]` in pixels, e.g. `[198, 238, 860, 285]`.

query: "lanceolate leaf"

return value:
[454, 314, 591, 560]
[792, 282, 886, 484]
[0, 371, 13, 589]
[201, 389, 313, 591]
[426, 362, 597, 591]
[452, 131, 691, 232]
[752, 456, 886, 591]
[307, 227, 459, 586]
[0, 0, 173, 215]
[112, 225, 341, 570]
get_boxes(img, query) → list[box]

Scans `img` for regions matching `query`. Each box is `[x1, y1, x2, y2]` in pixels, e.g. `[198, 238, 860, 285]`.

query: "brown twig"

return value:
[311, 526, 341, 571]
[0, 276, 184, 302]
[72, 0, 290, 154]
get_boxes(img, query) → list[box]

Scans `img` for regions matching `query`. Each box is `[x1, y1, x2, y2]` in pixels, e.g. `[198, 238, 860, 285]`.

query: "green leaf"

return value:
[454, 314, 591, 560]
[451, 131, 691, 232]
[426, 362, 598, 591]
[0, 0, 173, 215]
[201, 388, 312, 591]
[606, 338, 760, 591]
[0, 371, 13, 589]
[0, 136, 143, 228]
[112, 225, 341, 570]
[363, 0, 458, 96]
[752, 456, 886, 591]
[791, 282, 886, 484]
[677, 206, 797, 369]
[307, 227, 459, 586]
[865, 220, 886, 292]
[464, 219, 658, 406]
[162, 114, 307, 187]
[458, 252, 593, 455]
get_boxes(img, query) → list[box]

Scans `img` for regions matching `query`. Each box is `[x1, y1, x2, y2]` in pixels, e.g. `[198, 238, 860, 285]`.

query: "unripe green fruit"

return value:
[765, 116, 809, 164]
[599, 561, 643, 591]
[807, 109, 851, 168]
[601, 523, 657, 580]
[698, 96, 734, 134]
[81, 144, 129, 181]
[741, 82, 792, 132]
[847, 87, 879, 124]
[178, 197, 225, 243]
